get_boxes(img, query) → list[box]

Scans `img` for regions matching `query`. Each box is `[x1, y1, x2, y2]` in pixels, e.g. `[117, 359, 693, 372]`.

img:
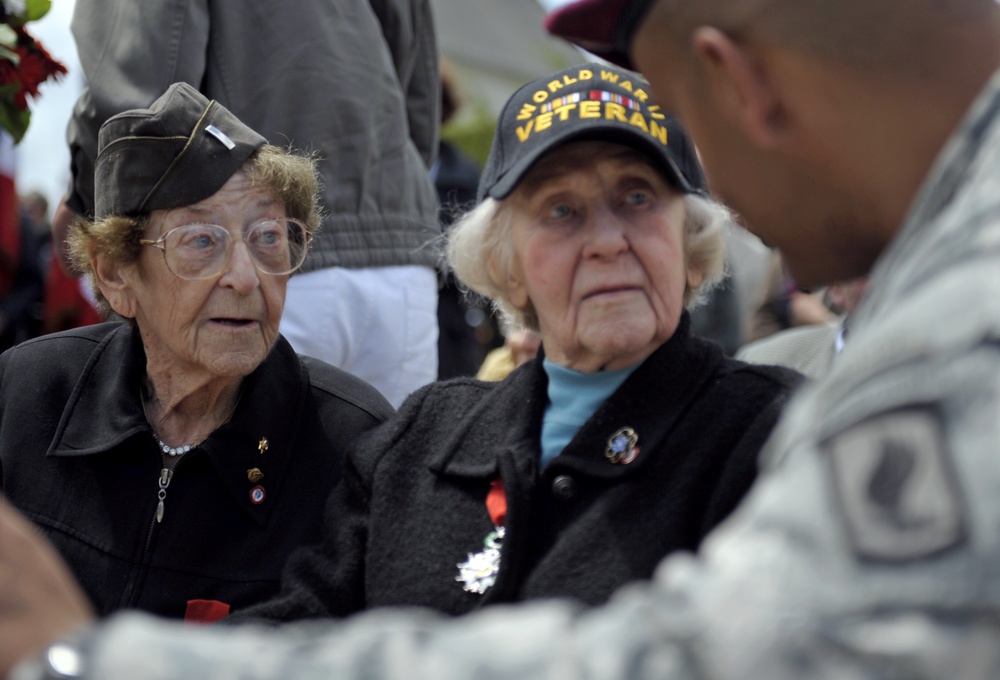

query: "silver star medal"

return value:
[456, 526, 505, 594]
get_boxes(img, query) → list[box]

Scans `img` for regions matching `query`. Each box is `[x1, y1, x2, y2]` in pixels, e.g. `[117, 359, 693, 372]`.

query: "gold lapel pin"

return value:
[258, 437, 269, 455]
[247, 468, 264, 483]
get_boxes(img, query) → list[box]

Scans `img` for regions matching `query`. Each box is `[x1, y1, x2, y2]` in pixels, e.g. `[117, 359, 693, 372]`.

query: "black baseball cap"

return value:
[544, 0, 656, 70]
[478, 63, 706, 202]
[94, 82, 266, 219]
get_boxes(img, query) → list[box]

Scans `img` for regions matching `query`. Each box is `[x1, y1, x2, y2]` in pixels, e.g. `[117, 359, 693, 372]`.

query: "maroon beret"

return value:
[544, 0, 657, 69]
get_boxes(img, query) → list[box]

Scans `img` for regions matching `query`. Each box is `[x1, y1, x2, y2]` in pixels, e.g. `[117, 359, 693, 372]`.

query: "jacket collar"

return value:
[427, 357, 548, 481]
[48, 323, 309, 525]
[430, 312, 720, 481]
[47, 323, 151, 455]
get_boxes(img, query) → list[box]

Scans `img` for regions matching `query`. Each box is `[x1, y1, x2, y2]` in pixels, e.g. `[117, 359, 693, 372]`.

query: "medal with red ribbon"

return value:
[456, 478, 507, 594]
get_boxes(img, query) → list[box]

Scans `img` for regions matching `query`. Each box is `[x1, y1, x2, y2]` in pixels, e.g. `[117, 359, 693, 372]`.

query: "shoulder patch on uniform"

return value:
[825, 407, 966, 562]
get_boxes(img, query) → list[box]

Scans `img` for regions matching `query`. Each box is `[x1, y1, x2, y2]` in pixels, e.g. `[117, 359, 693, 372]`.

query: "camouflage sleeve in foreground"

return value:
[19, 368, 1000, 680]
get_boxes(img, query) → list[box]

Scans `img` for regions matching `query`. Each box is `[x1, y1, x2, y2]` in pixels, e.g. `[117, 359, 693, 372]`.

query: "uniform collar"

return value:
[429, 313, 719, 480]
[47, 323, 309, 526]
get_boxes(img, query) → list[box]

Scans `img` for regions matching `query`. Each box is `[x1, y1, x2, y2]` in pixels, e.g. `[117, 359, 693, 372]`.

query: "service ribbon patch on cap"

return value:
[512, 68, 669, 148]
[478, 63, 706, 202]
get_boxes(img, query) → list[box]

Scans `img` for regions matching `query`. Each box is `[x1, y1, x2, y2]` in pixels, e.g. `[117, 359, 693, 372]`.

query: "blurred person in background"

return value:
[687, 265, 743, 354]
[743, 249, 836, 343]
[434, 58, 493, 379]
[18, 192, 51, 274]
[0, 134, 42, 350]
[0, 194, 45, 350]
[737, 276, 868, 379]
[476, 326, 541, 381]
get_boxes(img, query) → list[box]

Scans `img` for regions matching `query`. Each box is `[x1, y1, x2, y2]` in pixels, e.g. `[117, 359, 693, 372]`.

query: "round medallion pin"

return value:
[249, 485, 266, 504]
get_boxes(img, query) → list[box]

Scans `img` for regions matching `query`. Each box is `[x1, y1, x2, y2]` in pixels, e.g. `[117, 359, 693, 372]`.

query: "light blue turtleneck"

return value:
[540, 359, 640, 467]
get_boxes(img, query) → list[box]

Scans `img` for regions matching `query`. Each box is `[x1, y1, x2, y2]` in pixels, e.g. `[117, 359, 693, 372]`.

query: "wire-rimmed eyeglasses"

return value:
[139, 218, 311, 280]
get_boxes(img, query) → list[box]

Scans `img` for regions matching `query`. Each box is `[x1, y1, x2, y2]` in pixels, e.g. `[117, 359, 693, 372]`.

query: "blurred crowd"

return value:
[0, 190, 100, 351]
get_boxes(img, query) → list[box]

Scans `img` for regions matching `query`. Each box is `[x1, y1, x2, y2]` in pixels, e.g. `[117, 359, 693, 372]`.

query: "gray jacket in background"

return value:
[736, 320, 841, 380]
[66, 0, 441, 271]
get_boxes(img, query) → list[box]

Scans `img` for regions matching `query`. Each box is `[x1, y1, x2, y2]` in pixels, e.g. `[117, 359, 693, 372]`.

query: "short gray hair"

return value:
[446, 192, 729, 331]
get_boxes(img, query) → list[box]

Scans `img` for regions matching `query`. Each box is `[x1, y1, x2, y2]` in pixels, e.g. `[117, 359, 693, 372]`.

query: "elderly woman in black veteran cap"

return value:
[232, 64, 800, 622]
[0, 83, 393, 621]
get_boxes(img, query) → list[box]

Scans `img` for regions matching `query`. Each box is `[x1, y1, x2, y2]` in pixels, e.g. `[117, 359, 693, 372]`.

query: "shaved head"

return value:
[630, 0, 1000, 286]
[645, 0, 999, 75]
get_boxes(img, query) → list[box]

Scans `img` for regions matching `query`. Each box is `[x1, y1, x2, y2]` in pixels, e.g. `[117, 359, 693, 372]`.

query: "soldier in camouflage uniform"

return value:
[5, 0, 1000, 677]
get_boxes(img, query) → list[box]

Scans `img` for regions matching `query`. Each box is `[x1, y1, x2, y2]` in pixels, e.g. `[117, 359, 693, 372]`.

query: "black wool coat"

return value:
[236, 317, 802, 621]
[0, 322, 393, 619]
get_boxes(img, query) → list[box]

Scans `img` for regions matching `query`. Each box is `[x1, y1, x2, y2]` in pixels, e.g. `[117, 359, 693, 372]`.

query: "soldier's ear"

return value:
[690, 27, 788, 148]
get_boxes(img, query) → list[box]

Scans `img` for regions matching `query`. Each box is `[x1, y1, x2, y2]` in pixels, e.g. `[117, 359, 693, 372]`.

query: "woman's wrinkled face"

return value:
[506, 141, 700, 373]
[110, 170, 288, 381]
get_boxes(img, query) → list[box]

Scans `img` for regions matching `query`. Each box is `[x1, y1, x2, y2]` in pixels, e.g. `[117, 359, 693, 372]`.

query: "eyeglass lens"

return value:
[163, 220, 308, 279]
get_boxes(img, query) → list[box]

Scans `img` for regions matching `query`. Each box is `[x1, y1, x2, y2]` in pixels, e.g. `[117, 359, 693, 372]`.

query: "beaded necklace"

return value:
[140, 386, 242, 457]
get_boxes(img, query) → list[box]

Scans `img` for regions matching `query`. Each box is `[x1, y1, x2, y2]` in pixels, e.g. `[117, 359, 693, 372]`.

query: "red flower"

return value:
[0, 17, 67, 141]
[8, 27, 66, 108]
[0, 56, 17, 87]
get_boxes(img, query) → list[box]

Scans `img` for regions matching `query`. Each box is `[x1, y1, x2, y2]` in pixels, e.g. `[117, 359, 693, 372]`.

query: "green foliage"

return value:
[23, 0, 52, 21]
[441, 99, 497, 168]
[1, 0, 50, 26]
[0, 83, 28, 142]
[0, 23, 17, 52]
[1, 2, 63, 142]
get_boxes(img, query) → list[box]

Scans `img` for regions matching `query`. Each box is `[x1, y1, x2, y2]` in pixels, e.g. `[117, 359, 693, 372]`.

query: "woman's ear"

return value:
[685, 263, 705, 292]
[92, 252, 138, 319]
[690, 26, 787, 148]
[506, 260, 530, 311]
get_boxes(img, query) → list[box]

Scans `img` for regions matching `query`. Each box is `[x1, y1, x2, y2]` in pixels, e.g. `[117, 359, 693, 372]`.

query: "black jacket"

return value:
[0, 322, 393, 619]
[237, 318, 801, 620]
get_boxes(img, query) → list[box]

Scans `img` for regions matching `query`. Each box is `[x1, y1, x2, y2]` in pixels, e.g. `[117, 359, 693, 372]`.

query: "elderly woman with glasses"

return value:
[0, 83, 393, 621]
